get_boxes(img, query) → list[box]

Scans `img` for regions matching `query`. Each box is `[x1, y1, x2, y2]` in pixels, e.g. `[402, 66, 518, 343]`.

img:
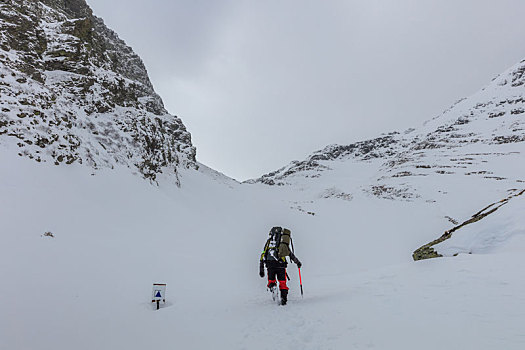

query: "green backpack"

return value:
[278, 228, 292, 258]
[263, 227, 292, 262]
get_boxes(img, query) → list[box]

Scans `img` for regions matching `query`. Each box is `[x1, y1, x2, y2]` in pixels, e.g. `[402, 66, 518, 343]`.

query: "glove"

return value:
[259, 262, 265, 278]
[292, 256, 302, 268]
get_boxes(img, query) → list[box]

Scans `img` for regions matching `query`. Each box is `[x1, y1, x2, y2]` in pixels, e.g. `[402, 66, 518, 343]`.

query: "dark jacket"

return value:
[260, 237, 301, 268]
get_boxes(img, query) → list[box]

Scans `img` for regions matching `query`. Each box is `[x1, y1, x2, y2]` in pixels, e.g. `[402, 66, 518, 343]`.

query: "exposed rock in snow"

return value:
[0, 0, 196, 183]
[413, 189, 525, 260]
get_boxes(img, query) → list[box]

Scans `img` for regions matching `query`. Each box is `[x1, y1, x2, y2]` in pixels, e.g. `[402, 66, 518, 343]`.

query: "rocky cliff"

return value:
[0, 0, 196, 183]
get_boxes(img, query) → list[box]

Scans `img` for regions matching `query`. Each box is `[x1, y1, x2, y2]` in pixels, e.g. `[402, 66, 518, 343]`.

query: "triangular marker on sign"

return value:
[155, 291, 162, 298]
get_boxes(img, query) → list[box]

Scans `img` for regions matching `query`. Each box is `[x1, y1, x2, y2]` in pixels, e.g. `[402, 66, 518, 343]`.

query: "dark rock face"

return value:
[0, 0, 196, 182]
[40, 0, 92, 18]
[313, 136, 399, 162]
[253, 136, 398, 186]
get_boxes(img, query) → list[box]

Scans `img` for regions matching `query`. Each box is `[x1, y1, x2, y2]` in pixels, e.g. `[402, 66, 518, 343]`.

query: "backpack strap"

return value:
[260, 238, 271, 262]
[275, 230, 282, 259]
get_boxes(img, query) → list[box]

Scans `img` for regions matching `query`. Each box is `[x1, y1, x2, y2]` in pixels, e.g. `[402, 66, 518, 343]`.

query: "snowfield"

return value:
[2, 1, 525, 349]
[1, 152, 524, 350]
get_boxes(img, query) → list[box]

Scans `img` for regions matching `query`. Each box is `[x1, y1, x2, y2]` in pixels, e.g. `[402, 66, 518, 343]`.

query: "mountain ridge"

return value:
[248, 58, 525, 203]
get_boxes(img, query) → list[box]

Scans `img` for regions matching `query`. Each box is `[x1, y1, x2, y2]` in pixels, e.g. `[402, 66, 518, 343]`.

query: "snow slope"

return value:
[435, 189, 525, 256]
[2, 2, 525, 348]
[2, 153, 525, 350]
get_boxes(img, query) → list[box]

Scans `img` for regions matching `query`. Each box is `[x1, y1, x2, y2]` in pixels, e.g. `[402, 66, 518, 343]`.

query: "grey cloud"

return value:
[87, 0, 525, 180]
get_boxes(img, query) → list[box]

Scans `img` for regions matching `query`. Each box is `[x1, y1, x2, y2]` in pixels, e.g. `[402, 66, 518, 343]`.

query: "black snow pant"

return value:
[265, 260, 289, 293]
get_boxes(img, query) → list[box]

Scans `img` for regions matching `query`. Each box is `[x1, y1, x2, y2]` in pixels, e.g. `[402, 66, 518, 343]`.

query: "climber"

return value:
[259, 226, 302, 305]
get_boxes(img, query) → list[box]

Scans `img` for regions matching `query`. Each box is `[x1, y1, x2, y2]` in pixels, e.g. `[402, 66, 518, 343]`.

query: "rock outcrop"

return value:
[0, 0, 196, 183]
[413, 189, 525, 261]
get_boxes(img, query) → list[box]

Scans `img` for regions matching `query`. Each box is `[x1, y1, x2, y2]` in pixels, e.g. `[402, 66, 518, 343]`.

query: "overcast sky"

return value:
[87, 0, 525, 181]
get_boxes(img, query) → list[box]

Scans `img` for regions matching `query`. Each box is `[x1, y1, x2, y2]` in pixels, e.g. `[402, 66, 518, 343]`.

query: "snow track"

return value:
[238, 255, 525, 350]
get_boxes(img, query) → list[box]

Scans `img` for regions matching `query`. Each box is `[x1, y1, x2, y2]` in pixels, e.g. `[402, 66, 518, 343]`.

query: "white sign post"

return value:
[152, 283, 166, 310]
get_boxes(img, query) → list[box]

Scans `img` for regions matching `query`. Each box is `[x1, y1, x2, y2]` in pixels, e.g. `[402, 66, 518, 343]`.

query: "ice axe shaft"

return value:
[298, 267, 303, 297]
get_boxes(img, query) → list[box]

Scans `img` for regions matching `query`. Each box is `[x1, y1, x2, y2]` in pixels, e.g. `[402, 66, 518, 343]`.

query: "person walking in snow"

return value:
[259, 226, 302, 305]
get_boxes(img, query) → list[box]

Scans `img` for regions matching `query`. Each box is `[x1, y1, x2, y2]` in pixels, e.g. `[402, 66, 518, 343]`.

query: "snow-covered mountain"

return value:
[249, 58, 525, 260]
[0, 0, 196, 184]
[251, 59, 525, 201]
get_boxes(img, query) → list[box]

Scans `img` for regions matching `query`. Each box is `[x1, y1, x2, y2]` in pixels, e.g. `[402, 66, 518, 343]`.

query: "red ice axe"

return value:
[298, 267, 304, 298]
